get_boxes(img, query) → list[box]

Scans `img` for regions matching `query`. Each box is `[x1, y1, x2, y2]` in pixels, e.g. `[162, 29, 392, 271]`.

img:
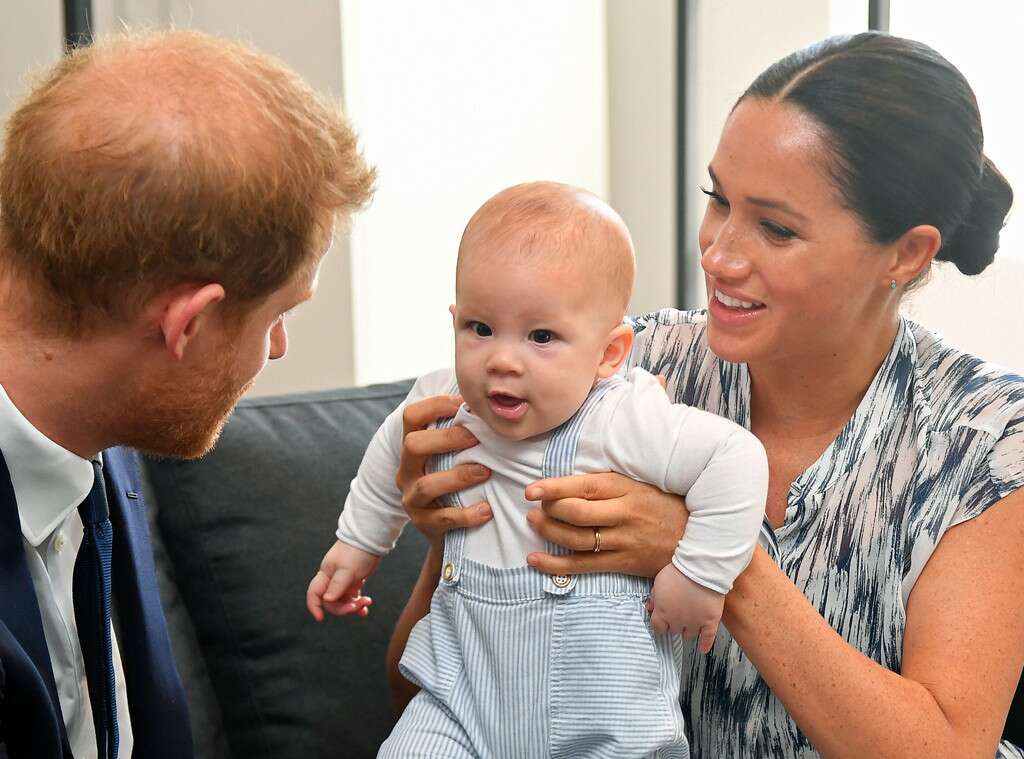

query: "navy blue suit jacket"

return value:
[0, 447, 193, 759]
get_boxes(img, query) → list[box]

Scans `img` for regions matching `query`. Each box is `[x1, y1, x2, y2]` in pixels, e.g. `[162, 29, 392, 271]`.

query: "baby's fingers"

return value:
[650, 608, 670, 635]
[324, 571, 361, 603]
[324, 595, 373, 618]
[306, 571, 330, 622]
[698, 621, 719, 654]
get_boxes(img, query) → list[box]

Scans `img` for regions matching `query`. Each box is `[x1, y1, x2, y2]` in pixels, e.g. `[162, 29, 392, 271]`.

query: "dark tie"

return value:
[73, 460, 120, 759]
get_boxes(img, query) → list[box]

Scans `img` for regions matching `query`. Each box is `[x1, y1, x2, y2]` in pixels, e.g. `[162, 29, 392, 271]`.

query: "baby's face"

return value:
[453, 255, 615, 441]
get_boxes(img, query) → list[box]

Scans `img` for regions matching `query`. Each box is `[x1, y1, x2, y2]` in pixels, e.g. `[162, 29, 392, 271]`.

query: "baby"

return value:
[307, 182, 768, 758]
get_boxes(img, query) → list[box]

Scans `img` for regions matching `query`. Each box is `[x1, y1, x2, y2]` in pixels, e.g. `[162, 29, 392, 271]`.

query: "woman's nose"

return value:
[701, 222, 753, 281]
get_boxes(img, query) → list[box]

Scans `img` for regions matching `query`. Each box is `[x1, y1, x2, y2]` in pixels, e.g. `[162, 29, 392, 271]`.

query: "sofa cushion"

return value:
[143, 379, 425, 759]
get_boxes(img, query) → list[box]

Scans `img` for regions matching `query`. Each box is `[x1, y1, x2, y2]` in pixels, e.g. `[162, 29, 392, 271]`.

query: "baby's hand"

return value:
[648, 564, 725, 654]
[306, 540, 381, 622]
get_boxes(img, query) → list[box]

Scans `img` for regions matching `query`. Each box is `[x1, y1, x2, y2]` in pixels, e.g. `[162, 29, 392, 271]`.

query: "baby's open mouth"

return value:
[487, 392, 528, 420]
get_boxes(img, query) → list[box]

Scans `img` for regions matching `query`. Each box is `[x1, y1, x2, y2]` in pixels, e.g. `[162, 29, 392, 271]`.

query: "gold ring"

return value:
[593, 527, 602, 553]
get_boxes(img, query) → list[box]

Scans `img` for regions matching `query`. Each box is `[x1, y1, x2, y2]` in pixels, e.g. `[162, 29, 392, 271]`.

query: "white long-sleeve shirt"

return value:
[337, 367, 768, 593]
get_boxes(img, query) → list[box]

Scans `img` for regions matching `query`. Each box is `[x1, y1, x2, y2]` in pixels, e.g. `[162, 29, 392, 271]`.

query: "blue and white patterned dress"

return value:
[627, 309, 1024, 759]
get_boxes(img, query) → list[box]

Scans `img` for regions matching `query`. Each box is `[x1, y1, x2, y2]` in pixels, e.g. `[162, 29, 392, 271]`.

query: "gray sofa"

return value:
[140, 378, 1024, 758]
[140, 379, 421, 759]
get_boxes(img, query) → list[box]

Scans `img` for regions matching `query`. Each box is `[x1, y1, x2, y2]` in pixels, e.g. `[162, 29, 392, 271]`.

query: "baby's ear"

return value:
[449, 304, 457, 324]
[596, 324, 634, 379]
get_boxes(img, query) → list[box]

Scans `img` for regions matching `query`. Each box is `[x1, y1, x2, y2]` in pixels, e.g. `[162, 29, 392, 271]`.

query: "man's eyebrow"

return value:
[707, 165, 809, 223]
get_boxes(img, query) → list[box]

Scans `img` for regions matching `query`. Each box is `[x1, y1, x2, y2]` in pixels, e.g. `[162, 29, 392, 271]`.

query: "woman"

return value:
[387, 32, 1024, 758]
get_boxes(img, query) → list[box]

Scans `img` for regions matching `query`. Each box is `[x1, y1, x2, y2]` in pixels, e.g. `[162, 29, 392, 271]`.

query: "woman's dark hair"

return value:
[741, 32, 1012, 276]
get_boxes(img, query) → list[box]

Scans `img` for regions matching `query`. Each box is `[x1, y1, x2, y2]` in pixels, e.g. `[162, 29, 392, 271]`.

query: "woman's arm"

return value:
[723, 487, 1024, 759]
[530, 476, 1024, 758]
[386, 541, 443, 714]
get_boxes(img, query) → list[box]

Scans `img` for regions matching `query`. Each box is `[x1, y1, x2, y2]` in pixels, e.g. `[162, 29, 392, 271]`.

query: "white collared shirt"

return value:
[0, 384, 133, 758]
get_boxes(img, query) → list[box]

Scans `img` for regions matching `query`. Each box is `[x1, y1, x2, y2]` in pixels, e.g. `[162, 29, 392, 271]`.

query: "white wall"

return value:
[607, 0, 677, 315]
[682, 0, 835, 309]
[889, 0, 1024, 371]
[92, 0, 357, 396]
[681, 1, 1022, 372]
[0, 4, 63, 139]
[9, 1, 1018, 391]
[340, 1, 610, 385]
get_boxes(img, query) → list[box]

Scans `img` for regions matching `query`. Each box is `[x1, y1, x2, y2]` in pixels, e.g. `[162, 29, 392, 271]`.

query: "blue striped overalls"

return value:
[379, 381, 689, 759]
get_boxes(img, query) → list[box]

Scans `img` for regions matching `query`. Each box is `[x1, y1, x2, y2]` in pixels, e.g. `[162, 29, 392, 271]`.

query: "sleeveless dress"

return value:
[627, 309, 1024, 758]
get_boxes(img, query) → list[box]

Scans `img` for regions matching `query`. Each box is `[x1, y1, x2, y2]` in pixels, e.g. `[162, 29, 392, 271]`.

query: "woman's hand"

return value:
[523, 472, 688, 578]
[396, 394, 493, 544]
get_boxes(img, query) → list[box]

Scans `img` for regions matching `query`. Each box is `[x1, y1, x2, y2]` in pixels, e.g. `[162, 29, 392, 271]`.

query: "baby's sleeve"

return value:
[335, 369, 457, 556]
[600, 369, 769, 593]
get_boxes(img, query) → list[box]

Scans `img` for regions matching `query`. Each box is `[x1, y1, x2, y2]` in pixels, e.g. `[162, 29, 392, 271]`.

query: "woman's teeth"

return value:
[716, 290, 763, 309]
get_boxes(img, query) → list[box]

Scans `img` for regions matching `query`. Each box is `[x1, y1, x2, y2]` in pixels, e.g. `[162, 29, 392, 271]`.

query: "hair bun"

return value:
[937, 157, 1014, 275]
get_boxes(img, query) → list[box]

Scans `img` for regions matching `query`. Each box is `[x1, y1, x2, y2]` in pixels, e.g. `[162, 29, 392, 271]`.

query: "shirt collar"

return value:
[792, 317, 918, 498]
[0, 383, 96, 547]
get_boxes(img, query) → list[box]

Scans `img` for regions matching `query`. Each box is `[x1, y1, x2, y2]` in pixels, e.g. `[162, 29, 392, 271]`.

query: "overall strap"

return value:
[540, 377, 623, 596]
[429, 379, 468, 587]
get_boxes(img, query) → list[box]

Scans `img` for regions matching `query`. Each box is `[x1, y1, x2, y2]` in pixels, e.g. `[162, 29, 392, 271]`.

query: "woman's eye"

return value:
[700, 186, 729, 207]
[469, 321, 492, 337]
[761, 221, 797, 240]
[529, 329, 554, 344]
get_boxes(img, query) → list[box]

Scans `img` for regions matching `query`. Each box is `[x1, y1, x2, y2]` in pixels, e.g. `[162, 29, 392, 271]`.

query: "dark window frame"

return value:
[64, 0, 93, 51]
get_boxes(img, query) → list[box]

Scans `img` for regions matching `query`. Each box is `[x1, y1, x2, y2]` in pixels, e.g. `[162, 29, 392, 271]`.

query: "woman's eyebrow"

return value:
[707, 165, 809, 223]
[747, 196, 809, 223]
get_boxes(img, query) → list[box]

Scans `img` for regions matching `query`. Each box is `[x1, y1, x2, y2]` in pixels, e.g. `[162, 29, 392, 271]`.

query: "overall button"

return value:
[551, 574, 572, 588]
[442, 562, 455, 581]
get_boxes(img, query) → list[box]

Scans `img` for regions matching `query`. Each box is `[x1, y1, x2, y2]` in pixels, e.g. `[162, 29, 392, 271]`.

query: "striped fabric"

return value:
[382, 380, 691, 758]
[626, 309, 1024, 759]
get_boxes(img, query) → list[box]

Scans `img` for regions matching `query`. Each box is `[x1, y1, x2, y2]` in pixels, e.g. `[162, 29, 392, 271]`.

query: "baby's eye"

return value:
[529, 329, 555, 344]
[469, 321, 492, 337]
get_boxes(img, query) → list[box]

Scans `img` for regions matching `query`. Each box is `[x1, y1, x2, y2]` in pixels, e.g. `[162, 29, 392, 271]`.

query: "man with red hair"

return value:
[0, 30, 374, 758]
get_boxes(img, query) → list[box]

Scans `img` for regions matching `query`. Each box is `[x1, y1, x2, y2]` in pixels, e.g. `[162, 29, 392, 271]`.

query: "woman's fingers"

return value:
[401, 463, 490, 512]
[408, 502, 493, 540]
[403, 424, 478, 458]
[396, 394, 472, 489]
[526, 548, 626, 576]
[397, 426, 479, 490]
[524, 473, 688, 578]
[537, 497, 626, 528]
[527, 507, 619, 551]
[401, 394, 463, 436]
[525, 472, 632, 504]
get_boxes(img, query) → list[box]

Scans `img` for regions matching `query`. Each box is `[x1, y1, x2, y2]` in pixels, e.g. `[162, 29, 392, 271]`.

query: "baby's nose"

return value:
[486, 348, 524, 375]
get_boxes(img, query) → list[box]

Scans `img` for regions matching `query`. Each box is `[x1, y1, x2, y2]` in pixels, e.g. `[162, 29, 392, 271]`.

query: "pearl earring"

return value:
[890, 280, 898, 290]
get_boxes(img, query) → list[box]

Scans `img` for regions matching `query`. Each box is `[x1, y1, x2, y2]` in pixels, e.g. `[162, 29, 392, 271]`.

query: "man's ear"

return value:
[888, 224, 941, 288]
[158, 283, 227, 360]
[596, 323, 634, 379]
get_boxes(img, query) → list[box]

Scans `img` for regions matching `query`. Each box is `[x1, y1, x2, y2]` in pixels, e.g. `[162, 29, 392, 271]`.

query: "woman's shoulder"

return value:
[909, 321, 1024, 434]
